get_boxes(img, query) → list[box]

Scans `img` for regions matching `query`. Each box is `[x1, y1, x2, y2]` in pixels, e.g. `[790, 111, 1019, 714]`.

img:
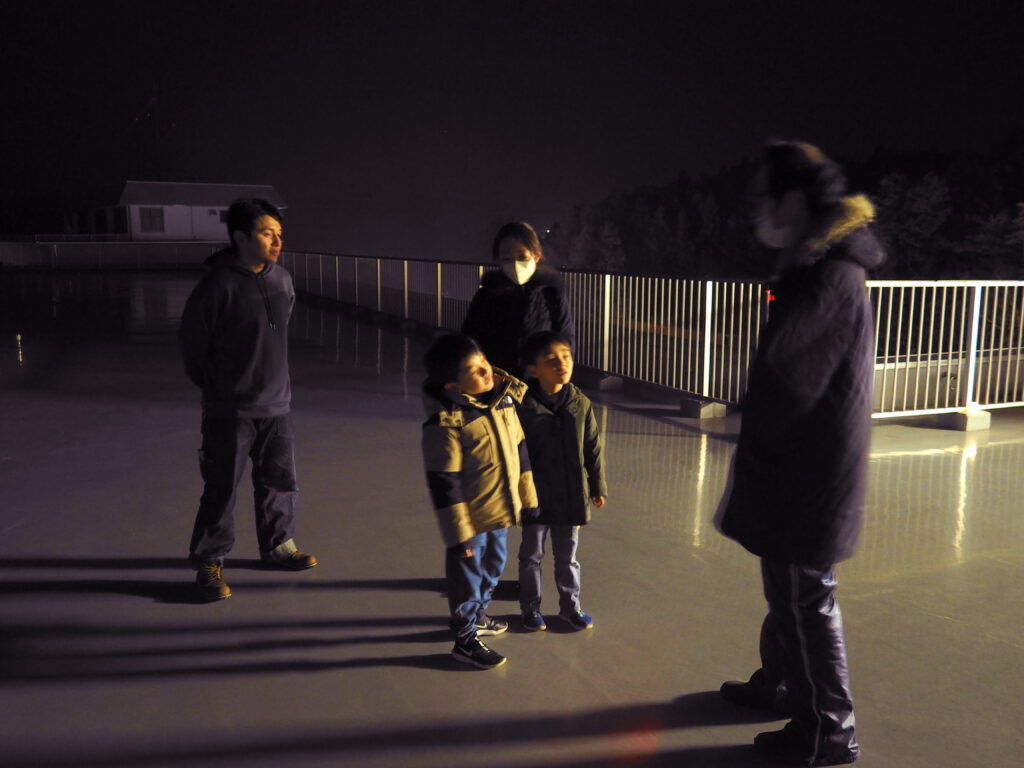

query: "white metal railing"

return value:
[282, 251, 1024, 416]
[867, 281, 1024, 416]
[9, 240, 1021, 417]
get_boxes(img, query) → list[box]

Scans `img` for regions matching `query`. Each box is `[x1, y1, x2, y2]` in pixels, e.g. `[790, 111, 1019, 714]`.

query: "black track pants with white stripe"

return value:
[759, 559, 858, 756]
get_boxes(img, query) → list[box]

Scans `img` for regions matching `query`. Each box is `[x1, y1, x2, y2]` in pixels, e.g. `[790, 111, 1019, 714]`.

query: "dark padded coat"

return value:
[461, 266, 575, 378]
[517, 382, 607, 526]
[716, 195, 884, 565]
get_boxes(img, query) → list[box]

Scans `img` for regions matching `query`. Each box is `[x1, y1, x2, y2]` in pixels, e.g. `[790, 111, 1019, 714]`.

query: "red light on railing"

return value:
[765, 289, 775, 302]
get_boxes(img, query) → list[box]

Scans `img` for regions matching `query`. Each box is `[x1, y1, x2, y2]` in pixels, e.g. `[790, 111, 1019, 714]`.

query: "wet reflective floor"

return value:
[1, 272, 1022, 767]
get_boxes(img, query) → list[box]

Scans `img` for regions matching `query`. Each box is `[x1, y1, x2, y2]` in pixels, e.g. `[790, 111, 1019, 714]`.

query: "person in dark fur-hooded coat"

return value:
[713, 142, 884, 767]
[461, 221, 575, 379]
[716, 156, 885, 564]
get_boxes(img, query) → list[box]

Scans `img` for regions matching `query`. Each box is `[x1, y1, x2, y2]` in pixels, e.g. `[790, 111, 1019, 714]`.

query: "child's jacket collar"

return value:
[422, 369, 527, 426]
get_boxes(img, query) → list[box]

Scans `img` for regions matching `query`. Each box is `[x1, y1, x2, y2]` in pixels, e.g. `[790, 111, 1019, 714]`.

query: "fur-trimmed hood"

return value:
[807, 194, 885, 271]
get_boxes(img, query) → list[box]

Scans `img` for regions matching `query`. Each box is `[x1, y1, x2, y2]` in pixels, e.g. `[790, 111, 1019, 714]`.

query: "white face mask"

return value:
[503, 259, 537, 285]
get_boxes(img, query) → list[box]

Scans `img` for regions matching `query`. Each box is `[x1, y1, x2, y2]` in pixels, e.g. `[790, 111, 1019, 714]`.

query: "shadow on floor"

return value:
[0, 574, 448, 603]
[4, 692, 778, 767]
[0, 555, 448, 584]
[0, 615, 460, 684]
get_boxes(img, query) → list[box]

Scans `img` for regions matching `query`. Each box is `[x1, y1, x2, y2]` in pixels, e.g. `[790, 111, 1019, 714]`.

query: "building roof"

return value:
[116, 181, 287, 209]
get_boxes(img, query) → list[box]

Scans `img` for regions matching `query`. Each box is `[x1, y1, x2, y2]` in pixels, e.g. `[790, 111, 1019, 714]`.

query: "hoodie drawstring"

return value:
[257, 274, 276, 330]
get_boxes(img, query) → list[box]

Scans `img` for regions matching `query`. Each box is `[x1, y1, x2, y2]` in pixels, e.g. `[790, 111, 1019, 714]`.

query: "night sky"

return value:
[3, 0, 1022, 261]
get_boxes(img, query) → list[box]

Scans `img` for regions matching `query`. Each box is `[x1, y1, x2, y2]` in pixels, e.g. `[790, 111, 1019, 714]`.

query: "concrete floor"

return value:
[1, 271, 1022, 768]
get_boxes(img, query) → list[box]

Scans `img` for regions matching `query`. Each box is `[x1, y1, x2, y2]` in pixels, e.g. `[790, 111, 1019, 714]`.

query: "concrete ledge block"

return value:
[679, 397, 727, 419]
[937, 408, 992, 432]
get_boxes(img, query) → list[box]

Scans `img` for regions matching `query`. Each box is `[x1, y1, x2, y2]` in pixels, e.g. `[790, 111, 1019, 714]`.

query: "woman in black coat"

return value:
[461, 221, 575, 379]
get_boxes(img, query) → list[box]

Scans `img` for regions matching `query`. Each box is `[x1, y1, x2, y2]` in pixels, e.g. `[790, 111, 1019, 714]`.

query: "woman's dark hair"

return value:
[423, 333, 484, 386]
[491, 221, 543, 262]
[758, 141, 847, 216]
[226, 198, 282, 246]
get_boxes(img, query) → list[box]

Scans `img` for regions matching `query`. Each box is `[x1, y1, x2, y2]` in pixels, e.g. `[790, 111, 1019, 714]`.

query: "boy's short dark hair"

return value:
[424, 333, 483, 386]
[491, 221, 543, 262]
[226, 198, 282, 245]
[521, 331, 573, 369]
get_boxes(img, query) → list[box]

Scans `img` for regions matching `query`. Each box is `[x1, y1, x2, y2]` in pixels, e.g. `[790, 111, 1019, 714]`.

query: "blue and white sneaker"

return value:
[560, 609, 594, 630]
[474, 615, 509, 636]
[522, 611, 547, 632]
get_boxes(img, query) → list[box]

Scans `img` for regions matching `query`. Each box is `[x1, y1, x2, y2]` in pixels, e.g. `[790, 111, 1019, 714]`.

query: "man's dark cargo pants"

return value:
[189, 414, 298, 566]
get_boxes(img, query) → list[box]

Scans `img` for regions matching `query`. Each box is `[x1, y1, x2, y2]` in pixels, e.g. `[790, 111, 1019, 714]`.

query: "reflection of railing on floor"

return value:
[559, 402, 1024, 578]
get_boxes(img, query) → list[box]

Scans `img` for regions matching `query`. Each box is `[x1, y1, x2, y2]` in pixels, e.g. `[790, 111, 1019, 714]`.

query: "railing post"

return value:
[436, 262, 443, 328]
[376, 258, 382, 312]
[602, 274, 611, 372]
[403, 260, 409, 319]
[353, 258, 359, 307]
[702, 280, 714, 398]
[963, 284, 984, 409]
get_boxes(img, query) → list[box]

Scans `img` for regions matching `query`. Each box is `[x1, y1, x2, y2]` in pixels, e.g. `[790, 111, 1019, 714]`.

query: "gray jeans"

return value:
[518, 524, 581, 614]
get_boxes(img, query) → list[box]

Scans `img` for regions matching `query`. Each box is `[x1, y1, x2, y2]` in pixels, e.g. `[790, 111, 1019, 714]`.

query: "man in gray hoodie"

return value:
[179, 198, 317, 601]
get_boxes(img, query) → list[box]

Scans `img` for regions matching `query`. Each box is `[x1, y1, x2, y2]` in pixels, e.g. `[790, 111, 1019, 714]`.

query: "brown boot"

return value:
[261, 540, 318, 570]
[196, 563, 232, 600]
[262, 550, 317, 570]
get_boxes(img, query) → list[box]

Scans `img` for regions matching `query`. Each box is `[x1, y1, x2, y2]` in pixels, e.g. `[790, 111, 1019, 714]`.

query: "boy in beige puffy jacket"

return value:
[421, 334, 538, 669]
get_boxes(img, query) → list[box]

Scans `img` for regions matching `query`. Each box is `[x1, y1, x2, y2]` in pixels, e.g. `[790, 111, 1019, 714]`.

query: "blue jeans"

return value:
[518, 524, 581, 615]
[445, 528, 508, 640]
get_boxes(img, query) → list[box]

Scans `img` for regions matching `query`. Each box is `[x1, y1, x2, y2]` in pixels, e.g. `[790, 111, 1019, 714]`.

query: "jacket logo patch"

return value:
[439, 411, 465, 428]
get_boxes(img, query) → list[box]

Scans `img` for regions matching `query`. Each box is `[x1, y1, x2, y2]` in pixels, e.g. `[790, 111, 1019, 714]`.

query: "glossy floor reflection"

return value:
[1, 272, 1022, 768]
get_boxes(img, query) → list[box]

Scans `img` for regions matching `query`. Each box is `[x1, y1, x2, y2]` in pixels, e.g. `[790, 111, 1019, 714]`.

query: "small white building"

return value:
[84, 181, 288, 241]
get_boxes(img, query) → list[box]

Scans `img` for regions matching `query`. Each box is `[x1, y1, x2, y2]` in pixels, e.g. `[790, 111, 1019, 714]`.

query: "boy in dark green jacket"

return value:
[516, 331, 607, 632]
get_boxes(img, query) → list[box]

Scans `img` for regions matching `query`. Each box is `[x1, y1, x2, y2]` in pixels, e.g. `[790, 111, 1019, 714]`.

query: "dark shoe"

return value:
[261, 549, 318, 570]
[474, 615, 508, 636]
[559, 609, 594, 630]
[196, 563, 231, 601]
[754, 726, 859, 766]
[720, 668, 789, 715]
[522, 611, 547, 632]
[452, 636, 506, 669]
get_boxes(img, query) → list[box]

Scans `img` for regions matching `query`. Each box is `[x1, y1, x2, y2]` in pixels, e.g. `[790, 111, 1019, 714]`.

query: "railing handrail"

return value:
[5, 242, 1021, 419]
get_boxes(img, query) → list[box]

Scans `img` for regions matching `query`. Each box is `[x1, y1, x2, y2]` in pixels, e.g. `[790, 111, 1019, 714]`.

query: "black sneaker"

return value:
[452, 636, 507, 669]
[474, 615, 508, 636]
[754, 726, 859, 766]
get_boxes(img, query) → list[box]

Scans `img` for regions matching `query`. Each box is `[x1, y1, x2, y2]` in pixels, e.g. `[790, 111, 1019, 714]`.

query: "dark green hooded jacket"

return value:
[517, 381, 607, 526]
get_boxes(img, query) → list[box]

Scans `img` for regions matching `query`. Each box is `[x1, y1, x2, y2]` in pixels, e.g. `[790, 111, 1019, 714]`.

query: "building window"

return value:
[140, 207, 165, 233]
[112, 207, 128, 234]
